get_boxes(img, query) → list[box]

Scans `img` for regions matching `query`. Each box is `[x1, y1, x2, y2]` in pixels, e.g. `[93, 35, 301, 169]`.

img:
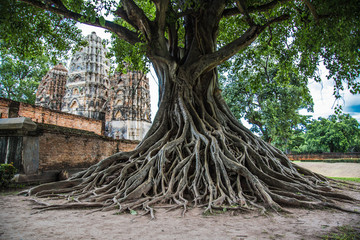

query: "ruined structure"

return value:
[35, 64, 68, 111]
[61, 32, 110, 120]
[34, 32, 151, 140]
[106, 72, 151, 140]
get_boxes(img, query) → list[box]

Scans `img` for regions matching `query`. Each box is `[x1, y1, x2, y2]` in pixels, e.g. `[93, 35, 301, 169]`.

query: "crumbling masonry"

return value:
[35, 32, 151, 141]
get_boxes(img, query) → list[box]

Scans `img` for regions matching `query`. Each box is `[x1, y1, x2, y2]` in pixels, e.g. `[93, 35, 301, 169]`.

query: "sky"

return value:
[300, 64, 360, 122]
[303, 79, 360, 122]
[78, 25, 360, 123]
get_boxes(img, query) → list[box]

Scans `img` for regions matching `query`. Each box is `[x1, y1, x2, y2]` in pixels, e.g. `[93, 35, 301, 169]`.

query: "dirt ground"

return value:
[0, 190, 359, 240]
[0, 162, 359, 240]
[294, 162, 360, 178]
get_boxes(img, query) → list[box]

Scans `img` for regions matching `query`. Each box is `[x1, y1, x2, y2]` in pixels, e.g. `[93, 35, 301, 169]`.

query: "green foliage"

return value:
[109, 36, 149, 73]
[219, 0, 360, 151]
[129, 209, 138, 215]
[291, 114, 360, 153]
[219, 0, 360, 106]
[108, 1, 156, 73]
[0, 163, 17, 188]
[0, 0, 85, 62]
[0, 0, 88, 104]
[0, 55, 51, 104]
[290, 0, 360, 98]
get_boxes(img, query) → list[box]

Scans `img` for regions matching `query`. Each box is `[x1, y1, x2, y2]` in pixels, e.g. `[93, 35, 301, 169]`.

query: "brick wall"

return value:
[37, 125, 138, 171]
[0, 98, 11, 118]
[287, 152, 360, 161]
[0, 98, 104, 135]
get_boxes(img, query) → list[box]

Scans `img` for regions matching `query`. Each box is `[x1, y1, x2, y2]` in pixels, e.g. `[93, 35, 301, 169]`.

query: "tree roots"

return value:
[25, 92, 360, 218]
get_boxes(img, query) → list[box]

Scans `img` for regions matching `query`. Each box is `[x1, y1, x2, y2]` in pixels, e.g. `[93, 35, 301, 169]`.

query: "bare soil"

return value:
[0, 190, 359, 240]
[294, 162, 360, 178]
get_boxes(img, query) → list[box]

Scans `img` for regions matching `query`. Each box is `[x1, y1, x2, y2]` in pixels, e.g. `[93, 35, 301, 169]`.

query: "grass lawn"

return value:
[329, 177, 360, 182]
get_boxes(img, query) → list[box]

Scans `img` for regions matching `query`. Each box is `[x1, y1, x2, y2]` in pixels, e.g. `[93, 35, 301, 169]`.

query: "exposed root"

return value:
[24, 91, 360, 217]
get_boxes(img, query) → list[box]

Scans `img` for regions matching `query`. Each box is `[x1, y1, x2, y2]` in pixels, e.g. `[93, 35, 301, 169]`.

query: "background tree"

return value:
[7, 0, 360, 215]
[0, 55, 50, 104]
[294, 114, 360, 153]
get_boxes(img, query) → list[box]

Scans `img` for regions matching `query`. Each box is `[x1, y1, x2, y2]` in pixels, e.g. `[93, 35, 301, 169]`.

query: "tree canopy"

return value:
[4, 0, 360, 216]
[3, 0, 359, 93]
[0, 55, 50, 104]
[292, 114, 360, 153]
[0, 0, 84, 61]
[0, 0, 87, 103]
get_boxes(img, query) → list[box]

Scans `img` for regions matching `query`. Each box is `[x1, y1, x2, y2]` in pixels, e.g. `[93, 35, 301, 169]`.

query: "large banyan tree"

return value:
[14, 0, 360, 216]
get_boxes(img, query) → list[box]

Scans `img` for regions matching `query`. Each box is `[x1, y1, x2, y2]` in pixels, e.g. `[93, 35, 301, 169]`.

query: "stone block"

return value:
[0, 117, 37, 131]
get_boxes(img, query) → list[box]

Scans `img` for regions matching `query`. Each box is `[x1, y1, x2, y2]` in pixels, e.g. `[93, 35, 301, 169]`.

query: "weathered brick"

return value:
[1, 98, 103, 135]
[38, 130, 138, 171]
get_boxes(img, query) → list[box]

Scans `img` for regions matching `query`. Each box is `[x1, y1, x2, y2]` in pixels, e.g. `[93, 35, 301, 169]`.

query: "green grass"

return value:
[322, 225, 360, 240]
[329, 177, 360, 183]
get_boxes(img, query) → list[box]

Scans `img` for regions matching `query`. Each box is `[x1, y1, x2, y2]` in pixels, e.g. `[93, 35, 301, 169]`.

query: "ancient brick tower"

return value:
[61, 32, 110, 120]
[106, 71, 151, 140]
[35, 31, 151, 140]
[35, 64, 68, 111]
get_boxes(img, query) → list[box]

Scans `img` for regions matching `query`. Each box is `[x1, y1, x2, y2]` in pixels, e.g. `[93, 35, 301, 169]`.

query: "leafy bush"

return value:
[0, 163, 17, 188]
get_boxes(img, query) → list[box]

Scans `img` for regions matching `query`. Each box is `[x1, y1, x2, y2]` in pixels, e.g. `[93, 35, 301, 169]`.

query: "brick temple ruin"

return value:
[35, 32, 151, 141]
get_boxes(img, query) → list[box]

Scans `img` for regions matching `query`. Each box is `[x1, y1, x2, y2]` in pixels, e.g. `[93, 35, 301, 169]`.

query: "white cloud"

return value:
[300, 78, 360, 122]
[77, 23, 112, 40]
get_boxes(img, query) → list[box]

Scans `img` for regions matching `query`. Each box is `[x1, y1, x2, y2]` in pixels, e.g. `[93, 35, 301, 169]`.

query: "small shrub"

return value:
[0, 163, 17, 188]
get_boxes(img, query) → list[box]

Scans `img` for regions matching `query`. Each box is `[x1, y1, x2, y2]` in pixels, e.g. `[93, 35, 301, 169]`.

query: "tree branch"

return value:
[121, 0, 153, 41]
[302, 0, 319, 23]
[114, 7, 139, 31]
[263, 13, 290, 28]
[234, 0, 255, 26]
[190, 14, 290, 79]
[223, 0, 290, 18]
[189, 25, 259, 79]
[20, 0, 141, 45]
[167, 5, 179, 59]
[152, 0, 169, 33]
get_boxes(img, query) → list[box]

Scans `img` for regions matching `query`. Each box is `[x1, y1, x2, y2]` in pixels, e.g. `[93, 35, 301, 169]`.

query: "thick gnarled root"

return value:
[24, 94, 360, 217]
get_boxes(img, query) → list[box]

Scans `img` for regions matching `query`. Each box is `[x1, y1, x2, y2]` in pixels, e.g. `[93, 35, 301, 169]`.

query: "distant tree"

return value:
[0, 56, 50, 104]
[295, 114, 360, 153]
[284, 130, 307, 154]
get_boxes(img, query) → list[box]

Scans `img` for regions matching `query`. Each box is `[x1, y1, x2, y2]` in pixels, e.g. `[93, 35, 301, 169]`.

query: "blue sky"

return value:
[79, 25, 360, 123]
[347, 104, 360, 113]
